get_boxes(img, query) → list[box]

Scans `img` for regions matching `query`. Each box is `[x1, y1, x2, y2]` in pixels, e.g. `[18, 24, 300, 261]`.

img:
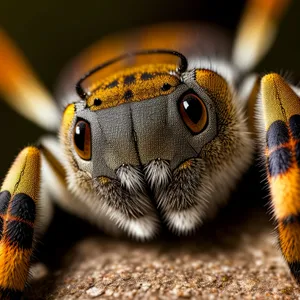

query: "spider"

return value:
[0, 0, 297, 298]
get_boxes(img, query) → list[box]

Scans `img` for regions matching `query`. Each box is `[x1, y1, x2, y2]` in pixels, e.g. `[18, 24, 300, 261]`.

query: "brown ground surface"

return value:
[24, 170, 300, 299]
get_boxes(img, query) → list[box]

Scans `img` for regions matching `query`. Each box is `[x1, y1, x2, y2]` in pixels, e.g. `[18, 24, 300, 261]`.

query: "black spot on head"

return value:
[0, 190, 11, 214]
[93, 98, 102, 106]
[9, 193, 36, 223]
[124, 74, 136, 85]
[289, 115, 300, 140]
[6, 220, 33, 249]
[106, 80, 118, 89]
[141, 72, 154, 80]
[268, 147, 292, 177]
[124, 90, 134, 101]
[267, 120, 289, 149]
[161, 83, 172, 91]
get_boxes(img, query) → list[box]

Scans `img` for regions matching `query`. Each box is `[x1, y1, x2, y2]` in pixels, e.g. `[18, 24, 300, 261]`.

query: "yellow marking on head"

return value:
[61, 104, 76, 131]
[195, 70, 230, 103]
[0, 243, 31, 291]
[59, 103, 82, 176]
[86, 64, 180, 111]
[1, 147, 40, 202]
[60, 103, 76, 150]
[261, 73, 300, 131]
[195, 70, 233, 123]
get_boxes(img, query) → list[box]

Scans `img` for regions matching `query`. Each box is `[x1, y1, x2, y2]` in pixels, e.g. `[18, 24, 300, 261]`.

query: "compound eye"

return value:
[73, 120, 91, 160]
[179, 93, 208, 134]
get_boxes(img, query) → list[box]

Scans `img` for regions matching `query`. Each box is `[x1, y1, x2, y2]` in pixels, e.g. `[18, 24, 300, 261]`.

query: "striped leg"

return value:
[0, 29, 59, 130]
[233, 0, 291, 72]
[259, 73, 300, 283]
[0, 147, 41, 299]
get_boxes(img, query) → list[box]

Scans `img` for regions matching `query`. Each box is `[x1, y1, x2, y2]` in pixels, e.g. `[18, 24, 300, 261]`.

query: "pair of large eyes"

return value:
[73, 92, 207, 160]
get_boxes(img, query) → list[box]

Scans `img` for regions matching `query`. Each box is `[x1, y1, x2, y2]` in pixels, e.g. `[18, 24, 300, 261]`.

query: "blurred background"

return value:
[0, 0, 299, 175]
[1, 2, 300, 295]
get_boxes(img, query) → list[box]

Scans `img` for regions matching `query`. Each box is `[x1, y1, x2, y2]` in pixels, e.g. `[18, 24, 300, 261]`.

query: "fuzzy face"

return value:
[60, 61, 253, 239]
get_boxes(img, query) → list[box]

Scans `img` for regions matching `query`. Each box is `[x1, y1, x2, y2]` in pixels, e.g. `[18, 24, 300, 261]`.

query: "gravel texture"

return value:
[24, 169, 300, 299]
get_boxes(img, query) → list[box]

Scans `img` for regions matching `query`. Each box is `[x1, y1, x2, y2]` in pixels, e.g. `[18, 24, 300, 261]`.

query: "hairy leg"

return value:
[0, 29, 59, 130]
[258, 73, 300, 283]
[0, 147, 43, 299]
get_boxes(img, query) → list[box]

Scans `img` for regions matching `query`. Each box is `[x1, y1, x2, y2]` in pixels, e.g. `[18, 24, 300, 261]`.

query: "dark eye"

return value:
[178, 93, 208, 134]
[73, 120, 91, 160]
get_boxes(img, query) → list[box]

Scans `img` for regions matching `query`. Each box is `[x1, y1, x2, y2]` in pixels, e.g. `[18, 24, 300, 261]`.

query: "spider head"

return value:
[60, 51, 253, 239]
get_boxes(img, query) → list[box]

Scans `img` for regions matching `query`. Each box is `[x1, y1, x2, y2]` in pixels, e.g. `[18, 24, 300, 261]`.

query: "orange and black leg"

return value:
[0, 147, 41, 299]
[260, 73, 300, 283]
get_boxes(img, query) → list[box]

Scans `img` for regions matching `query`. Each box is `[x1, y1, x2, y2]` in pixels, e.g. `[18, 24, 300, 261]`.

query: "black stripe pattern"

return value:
[6, 193, 35, 249]
[6, 220, 34, 249]
[0, 192, 36, 249]
[268, 147, 292, 177]
[0, 191, 11, 240]
[290, 115, 300, 167]
[289, 115, 300, 140]
[9, 193, 36, 223]
[266, 120, 289, 149]
[0, 191, 11, 214]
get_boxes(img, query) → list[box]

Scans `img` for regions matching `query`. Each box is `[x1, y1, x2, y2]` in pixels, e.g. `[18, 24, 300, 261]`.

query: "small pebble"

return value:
[86, 287, 104, 298]
[120, 271, 131, 280]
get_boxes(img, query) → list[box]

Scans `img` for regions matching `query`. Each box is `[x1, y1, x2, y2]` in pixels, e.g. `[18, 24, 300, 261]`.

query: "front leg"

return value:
[258, 73, 300, 283]
[0, 147, 41, 299]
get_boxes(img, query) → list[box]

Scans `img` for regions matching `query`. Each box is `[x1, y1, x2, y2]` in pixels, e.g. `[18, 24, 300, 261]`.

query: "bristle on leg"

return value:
[0, 147, 40, 299]
[260, 73, 300, 283]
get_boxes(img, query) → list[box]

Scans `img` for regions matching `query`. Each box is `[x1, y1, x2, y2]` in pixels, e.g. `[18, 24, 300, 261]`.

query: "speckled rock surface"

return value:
[24, 170, 300, 299]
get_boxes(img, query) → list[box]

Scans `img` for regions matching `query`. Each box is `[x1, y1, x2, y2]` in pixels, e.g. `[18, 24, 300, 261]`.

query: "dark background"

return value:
[0, 2, 299, 294]
[0, 0, 299, 177]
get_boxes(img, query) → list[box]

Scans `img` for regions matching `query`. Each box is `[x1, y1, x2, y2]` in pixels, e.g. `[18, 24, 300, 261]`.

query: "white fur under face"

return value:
[61, 59, 254, 240]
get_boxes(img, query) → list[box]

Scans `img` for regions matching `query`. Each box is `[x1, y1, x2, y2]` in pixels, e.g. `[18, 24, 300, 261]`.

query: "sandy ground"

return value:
[24, 170, 300, 299]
